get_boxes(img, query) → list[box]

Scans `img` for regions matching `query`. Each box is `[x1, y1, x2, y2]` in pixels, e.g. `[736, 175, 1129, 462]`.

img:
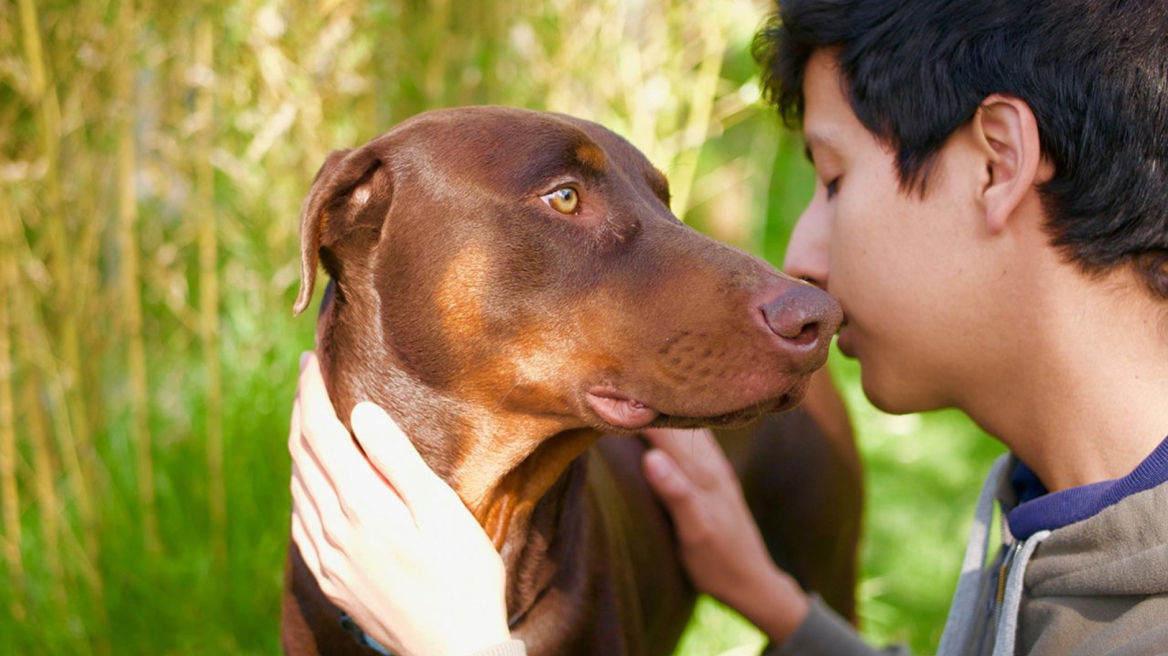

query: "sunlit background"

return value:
[0, 0, 1004, 653]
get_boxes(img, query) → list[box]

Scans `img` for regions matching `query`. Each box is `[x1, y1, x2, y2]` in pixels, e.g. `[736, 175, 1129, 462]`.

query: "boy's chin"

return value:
[859, 365, 946, 416]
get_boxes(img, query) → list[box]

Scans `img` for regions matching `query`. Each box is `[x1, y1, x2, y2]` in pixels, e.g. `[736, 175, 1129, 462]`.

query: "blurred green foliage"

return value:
[0, 0, 1003, 654]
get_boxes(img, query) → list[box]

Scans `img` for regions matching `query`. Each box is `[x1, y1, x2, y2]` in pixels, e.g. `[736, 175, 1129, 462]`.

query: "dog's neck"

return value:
[316, 284, 602, 615]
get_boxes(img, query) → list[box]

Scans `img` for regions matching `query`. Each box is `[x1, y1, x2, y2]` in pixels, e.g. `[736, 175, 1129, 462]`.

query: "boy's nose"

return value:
[783, 206, 831, 289]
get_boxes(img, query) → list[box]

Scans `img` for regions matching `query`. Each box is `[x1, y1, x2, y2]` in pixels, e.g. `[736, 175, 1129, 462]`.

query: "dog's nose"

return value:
[759, 285, 843, 356]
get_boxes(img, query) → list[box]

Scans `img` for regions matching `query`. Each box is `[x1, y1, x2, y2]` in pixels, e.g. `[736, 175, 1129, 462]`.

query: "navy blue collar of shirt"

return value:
[1008, 434, 1168, 541]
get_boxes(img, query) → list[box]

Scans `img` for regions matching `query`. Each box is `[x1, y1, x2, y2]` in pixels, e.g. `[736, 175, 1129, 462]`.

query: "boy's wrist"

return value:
[732, 565, 810, 645]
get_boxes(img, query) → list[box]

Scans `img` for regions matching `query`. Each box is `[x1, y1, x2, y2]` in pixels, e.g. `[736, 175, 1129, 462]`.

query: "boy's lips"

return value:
[837, 321, 856, 357]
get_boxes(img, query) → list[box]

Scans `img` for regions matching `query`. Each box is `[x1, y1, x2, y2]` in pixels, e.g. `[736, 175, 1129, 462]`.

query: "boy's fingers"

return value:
[642, 449, 699, 515]
[295, 405, 418, 531]
[643, 448, 717, 545]
[290, 480, 324, 577]
[293, 359, 418, 528]
[298, 353, 348, 439]
[350, 402, 457, 523]
[295, 356, 371, 487]
[291, 514, 319, 574]
[288, 397, 303, 456]
[291, 468, 327, 548]
[642, 428, 723, 488]
[291, 451, 354, 543]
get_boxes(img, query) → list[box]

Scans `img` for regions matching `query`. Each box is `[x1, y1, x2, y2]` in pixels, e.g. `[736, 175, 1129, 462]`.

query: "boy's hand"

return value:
[289, 352, 512, 656]
[641, 428, 810, 644]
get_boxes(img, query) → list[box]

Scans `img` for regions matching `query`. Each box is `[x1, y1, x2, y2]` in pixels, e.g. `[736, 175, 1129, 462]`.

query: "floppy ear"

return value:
[293, 146, 389, 315]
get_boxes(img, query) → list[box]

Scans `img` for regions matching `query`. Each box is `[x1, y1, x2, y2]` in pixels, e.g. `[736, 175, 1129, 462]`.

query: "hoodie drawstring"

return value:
[991, 529, 1050, 656]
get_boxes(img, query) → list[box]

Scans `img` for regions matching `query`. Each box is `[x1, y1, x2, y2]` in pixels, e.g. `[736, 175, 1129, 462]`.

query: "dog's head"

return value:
[296, 106, 841, 435]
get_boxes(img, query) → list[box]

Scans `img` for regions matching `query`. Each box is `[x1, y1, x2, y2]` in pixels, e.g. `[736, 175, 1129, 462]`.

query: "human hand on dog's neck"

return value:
[320, 340, 608, 625]
[316, 307, 604, 596]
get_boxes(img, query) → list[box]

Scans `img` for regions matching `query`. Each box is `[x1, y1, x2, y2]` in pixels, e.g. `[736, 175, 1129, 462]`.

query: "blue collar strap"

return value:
[339, 614, 394, 656]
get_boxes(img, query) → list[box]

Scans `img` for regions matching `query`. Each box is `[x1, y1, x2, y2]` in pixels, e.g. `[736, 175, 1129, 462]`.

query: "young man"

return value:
[288, 0, 1168, 654]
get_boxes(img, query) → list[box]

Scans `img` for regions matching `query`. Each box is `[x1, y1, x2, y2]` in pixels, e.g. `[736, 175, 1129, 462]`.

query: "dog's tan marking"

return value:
[451, 410, 567, 513]
[477, 428, 599, 549]
[436, 242, 490, 343]
[316, 209, 330, 244]
[440, 315, 616, 536]
[647, 166, 671, 204]
[575, 142, 608, 173]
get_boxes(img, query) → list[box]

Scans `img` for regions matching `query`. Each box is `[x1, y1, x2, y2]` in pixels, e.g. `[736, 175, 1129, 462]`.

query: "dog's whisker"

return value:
[492, 381, 521, 413]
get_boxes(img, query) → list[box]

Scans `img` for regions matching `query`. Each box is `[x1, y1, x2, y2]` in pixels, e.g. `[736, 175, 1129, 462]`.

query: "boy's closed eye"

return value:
[825, 177, 841, 199]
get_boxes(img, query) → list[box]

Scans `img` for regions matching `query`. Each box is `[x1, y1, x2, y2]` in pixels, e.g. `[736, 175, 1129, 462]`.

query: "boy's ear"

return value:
[970, 94, 1045, 234]
[294, 146, 390, 316]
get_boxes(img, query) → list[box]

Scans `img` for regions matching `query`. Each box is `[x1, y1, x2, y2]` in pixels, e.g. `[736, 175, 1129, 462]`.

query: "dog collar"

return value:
[339, 614, 394, 655]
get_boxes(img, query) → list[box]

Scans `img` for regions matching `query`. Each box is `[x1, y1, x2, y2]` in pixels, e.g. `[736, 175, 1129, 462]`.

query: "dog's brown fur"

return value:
[281, 106, 862, 656]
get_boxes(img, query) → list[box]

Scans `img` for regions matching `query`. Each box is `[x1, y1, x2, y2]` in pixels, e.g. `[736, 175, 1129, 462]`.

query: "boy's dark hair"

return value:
[754, 0, 1168, 299]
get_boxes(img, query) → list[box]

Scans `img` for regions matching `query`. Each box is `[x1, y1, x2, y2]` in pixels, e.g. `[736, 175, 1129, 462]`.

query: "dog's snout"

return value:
[759, 285, 843, 357]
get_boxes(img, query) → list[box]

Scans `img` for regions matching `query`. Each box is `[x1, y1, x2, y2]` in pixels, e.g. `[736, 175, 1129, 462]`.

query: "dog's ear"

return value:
[294, 146, 389, 315]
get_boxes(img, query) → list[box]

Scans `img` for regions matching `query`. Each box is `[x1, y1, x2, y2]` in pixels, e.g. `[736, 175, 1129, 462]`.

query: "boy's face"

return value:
[784, 50, 1008, 414]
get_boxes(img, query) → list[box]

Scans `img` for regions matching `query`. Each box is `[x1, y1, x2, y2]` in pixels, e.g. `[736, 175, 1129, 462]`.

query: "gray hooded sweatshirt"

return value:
[770, 435, 1168, 656]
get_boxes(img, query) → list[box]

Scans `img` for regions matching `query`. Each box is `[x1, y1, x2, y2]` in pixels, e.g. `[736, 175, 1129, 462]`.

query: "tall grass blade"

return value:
[17, 0, 98, 562]
[23, 380, 66, 613]
[114, 0, 158, 555]
[196, 18, 226, 570]
[0, 182, 25, 623]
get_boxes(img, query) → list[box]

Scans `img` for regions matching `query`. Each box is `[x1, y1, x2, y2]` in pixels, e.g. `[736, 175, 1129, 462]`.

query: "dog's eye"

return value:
[541, 187, 579, 214]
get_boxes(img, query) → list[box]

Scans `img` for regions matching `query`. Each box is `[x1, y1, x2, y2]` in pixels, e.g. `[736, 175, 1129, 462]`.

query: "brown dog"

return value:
[281, 106, 861, 655]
